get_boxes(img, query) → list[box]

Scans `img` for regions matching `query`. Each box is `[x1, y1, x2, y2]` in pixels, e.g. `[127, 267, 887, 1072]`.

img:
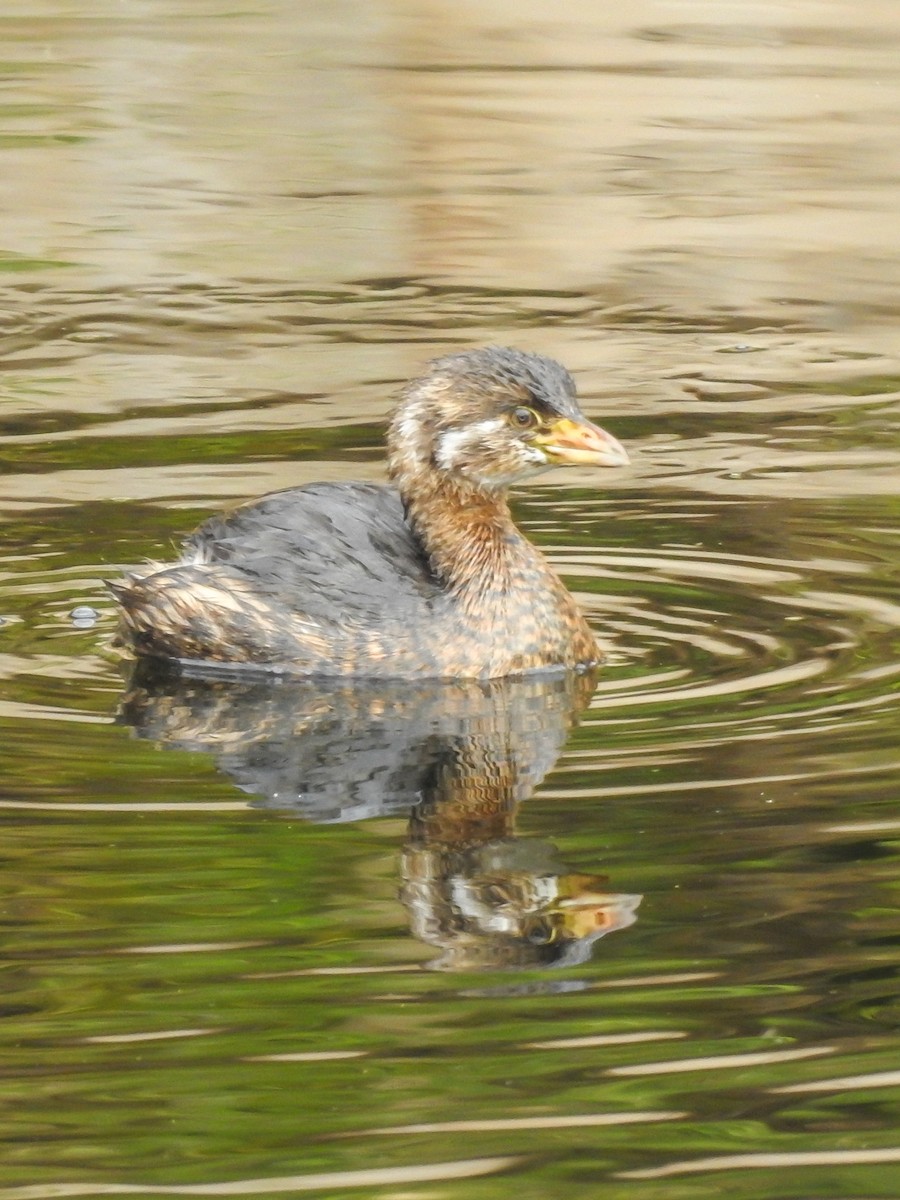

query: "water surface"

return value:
[2, 2, 900, 1197]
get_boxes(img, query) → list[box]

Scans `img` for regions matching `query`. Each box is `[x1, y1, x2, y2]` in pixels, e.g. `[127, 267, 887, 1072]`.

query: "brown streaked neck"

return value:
[388, 456, 525, 598]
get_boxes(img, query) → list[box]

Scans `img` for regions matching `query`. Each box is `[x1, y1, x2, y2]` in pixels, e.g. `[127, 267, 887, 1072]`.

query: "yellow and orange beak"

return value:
[532, 417, 629, 468]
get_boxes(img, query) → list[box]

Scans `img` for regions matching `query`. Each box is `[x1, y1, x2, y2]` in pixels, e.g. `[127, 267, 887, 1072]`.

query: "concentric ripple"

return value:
[584, 544, 878, 709]
[510, 489, 900, 816]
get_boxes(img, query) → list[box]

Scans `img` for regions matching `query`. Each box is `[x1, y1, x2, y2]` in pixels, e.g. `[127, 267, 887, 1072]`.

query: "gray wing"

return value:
[183, 482, 441, 623]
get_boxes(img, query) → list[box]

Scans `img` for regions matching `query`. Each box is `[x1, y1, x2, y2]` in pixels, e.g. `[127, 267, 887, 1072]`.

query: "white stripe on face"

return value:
[434, 418, 506, 471]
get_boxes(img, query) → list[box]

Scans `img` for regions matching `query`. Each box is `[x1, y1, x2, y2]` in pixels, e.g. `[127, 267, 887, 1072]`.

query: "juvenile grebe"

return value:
[111, 347, 628, 678]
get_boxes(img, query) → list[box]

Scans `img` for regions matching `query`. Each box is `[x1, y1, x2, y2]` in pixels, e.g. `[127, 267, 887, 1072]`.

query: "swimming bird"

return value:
[111, 347, 628, 678]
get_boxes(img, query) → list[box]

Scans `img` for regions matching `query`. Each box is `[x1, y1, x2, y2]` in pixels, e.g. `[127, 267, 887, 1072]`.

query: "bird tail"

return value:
[106, 565, 281, 664]
[106, 568, 207, 659]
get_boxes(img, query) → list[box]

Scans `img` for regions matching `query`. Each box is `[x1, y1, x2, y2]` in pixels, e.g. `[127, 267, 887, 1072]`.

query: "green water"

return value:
[2, 3, 900, 1197]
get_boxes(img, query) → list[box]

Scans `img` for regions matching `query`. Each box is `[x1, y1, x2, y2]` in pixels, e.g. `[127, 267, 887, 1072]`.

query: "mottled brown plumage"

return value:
[111, 347, 628, 678]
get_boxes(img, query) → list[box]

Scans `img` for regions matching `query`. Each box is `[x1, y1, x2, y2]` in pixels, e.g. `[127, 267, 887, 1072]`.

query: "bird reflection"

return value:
[120, 664, 640, 970]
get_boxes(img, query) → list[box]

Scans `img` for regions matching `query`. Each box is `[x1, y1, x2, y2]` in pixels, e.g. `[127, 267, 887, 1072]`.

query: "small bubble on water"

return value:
[70, 605, 99, 628]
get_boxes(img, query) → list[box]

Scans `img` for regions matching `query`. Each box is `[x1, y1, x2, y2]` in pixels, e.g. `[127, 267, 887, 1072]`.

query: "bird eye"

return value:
[509, 406, 539, 431]
[524, 917, 557, 945]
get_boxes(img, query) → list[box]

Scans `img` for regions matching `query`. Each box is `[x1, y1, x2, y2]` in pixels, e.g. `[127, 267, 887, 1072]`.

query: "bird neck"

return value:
[393, 464, 524, 596]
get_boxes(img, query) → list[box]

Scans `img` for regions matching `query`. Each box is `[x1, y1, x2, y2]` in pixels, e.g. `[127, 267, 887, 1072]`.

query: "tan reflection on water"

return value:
[607, 1043, 835, 1076]
[343, 1109, 684, 1136]
[2, 0, 900, 470]
[0, 1156, 524, 1198]
[620, 1146, 900, 1181]
[20, 0, 892, 311]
